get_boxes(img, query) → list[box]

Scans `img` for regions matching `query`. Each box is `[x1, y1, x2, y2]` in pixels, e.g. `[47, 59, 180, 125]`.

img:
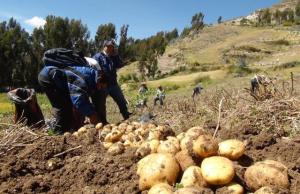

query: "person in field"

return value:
[154, 86, 165, 106]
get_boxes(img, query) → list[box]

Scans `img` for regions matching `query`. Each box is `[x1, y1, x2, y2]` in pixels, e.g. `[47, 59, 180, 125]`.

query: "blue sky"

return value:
[0, 0, 280, 39]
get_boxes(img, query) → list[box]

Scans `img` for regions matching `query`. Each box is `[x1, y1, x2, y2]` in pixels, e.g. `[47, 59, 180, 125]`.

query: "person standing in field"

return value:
[93, 39, 130, 124]
[192, 84, 203, 100]
[154, 86, 165, 106]
[136, 83, 149, 108]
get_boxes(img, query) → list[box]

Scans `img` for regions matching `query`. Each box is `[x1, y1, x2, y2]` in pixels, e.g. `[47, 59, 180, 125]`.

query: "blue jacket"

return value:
[39, 65, 98, 116]
[93, 52, 123, 86]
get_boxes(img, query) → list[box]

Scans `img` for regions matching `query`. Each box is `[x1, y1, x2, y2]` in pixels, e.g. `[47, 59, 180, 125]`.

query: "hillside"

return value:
[158, 24, 300, 73]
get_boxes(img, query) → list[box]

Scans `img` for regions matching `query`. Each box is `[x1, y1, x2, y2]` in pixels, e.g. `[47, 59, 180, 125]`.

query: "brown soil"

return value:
[0, 130, 140, 194]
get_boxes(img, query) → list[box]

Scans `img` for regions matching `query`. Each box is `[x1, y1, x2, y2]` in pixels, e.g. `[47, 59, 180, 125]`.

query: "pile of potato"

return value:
[135, 126, 289, 193]
[72, 123, 290, 193]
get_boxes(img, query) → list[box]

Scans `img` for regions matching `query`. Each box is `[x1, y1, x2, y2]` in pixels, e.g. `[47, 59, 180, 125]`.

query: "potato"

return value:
[176, 132, 186, 142]
[136, 139, 160, 157]
[180, 135, 194, 152]
[107, 142, 125, 155]
[147, 123, 157, 129]
[118, 122, 128, 131]
[193, 135, 219, 158]
[157, 137, 180, 155]
[132, 121, 141, 128]
[102, 142, 113, 149]
[186, 126, 205, 137]
[78, 126, 87, 134]
[148, 130, 161, 140]
[175, 150, 196, 171]
[254, 186, 276, 194]
[180, 166, 207, 188]
[126, 125, 134, 132]
[201, 156, 235, 185]
[73, 131, 79, 137]
[244, 160, 289, 191]
[218, 139, 245, 160]
[148, 183, 173, 194]
[95, 123, 103, 130]
[174, 187, 213, 194]
[104, 130, 123, 142]
[99, 127, 111, 140]
[137, 153, 180, 190]
[226, 182, 244, 194]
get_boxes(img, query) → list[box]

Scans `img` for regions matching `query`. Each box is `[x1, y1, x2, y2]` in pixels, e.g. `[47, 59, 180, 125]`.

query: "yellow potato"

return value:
[254, 186, 276, 194]
[157, 137, 180, 155]
[174, 187, 212, 194]
[244, 160, 289, 191]
[201, 156, 235, 185]
[180, 135, 194, 152]
[186, 126, 205, 137]
[226, 182, 244, 194]
[180, 166, 207, 188]
[148, 183, 173, 194]
[193, 135, 219, 158]
[137, 153, 180, 191]
[176, 132, 186, 142]
[107, 142, 125, 155]
[148, 130, 161, 140]
[95, 123, 103, 130]
[136, 139, 160, 157]
[104, 130, 123, 142]
[78, 126, 87, 134]
[102, 142, 113, 149]
[218, 139, 245, 160]
[126, 125, 134, 132]
[175, 150, 196, 171]
[73, 131, 79, 137]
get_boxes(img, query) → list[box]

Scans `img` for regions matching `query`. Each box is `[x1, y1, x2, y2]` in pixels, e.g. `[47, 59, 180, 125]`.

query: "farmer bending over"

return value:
[38, 48, 102, 134]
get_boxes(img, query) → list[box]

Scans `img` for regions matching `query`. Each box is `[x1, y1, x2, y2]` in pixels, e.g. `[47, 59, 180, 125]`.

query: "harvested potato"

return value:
[174, 187, 213, 194]
[118, 123, 128, 131]
[201, 156, 235, 185]
[136, 139, 160, 157]
[73, 131, 79, 137]
[180, 166, 207, 188]
[137, 153, 180, 190]
[107, 142, 125, 155]
[121, 132, 136, 142]
[186, 126, 205, 137]
[78, 126, 87, 134]
[157, 137, 180, 155]
[180, 135, 194, 152]
[176, 132, 186, 142]
[132, 121, 141, 128]
[102, 142, 113, 149]
[95, 123, 103, 130]
[104, 130, 123, 142]
[244, 160, 289, 191]
[226, 182, 244, 194]
[148, 183, 173, 194]
[126, 125, 134, 132]
[147, 123, 157, 129]
[254, 186, 277, 194]
[218, 139, 245, 160]
[148, 130, 161, 140]
[175, 150, 196, 171]
[193, 135, 219, 158]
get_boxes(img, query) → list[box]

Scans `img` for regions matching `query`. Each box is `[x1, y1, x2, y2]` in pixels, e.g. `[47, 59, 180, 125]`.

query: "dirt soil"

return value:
[0, 129, 140, 194]
[0, 120, 299, 194]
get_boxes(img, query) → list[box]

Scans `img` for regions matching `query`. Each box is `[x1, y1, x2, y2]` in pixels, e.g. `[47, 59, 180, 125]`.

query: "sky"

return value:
[0, 0, 280, 39]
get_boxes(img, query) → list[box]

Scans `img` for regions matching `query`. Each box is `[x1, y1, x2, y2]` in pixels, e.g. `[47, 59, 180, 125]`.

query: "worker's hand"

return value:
[88, 113, 99, 125]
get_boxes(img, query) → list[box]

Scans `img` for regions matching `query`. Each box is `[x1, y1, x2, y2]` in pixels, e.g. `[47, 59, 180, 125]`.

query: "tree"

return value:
[118, 24, 129, 59]
[95, 23, 116, 50]
[296, 2, 300, 17]
[273, 10, 282, 25]
[191, 12, 205, 31]
[217, 16, 223, 24]
[181, 27, 191, 37]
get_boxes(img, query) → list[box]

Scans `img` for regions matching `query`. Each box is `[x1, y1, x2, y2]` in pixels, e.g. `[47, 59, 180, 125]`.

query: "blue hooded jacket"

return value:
[39, 65, 98, 116]
[93, 52, 123, 86]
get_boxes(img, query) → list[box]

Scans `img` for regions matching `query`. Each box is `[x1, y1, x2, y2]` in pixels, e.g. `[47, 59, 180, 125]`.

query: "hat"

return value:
[103, 39, 116, 47]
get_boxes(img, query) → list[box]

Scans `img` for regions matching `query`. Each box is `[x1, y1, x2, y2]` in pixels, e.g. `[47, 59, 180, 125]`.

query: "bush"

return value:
[283, 21, 293, 26]
[267, 39, 290, 46]
[119, 73, 139, 84]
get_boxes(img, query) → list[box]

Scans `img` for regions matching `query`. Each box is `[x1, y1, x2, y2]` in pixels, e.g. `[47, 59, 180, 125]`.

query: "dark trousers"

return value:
[93, 84, 129, 124]
[38, 69, 81, 132]
[154, 97, 164, 106]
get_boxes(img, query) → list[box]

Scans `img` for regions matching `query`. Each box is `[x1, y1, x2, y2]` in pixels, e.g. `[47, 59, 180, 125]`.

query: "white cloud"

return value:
[25, 16, 46, 28]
